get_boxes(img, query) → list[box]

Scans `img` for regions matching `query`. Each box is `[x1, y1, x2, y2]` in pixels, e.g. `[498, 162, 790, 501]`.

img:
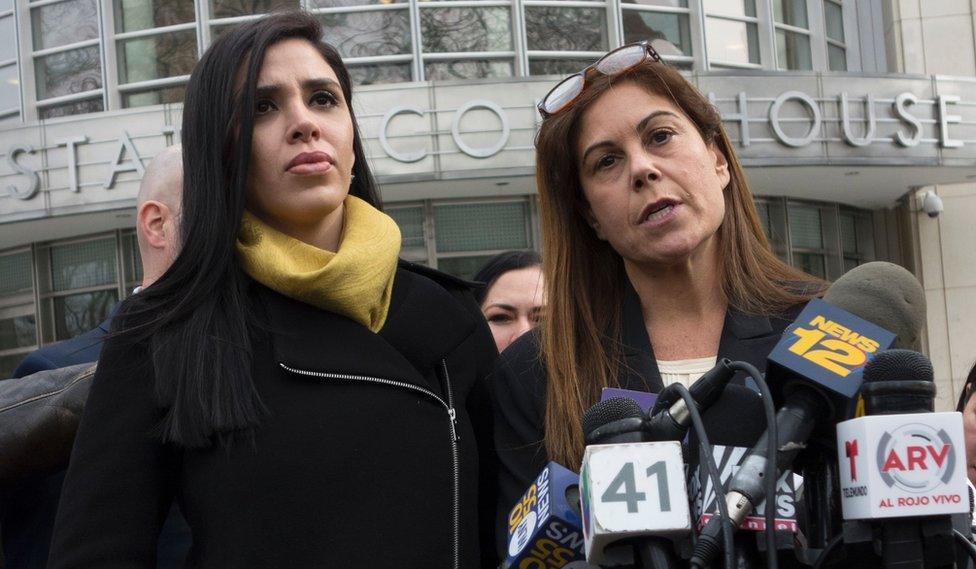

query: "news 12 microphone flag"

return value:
[836, 412, 969, 519]
[505, 462, 596, 569]
[767, 298, 896, 407]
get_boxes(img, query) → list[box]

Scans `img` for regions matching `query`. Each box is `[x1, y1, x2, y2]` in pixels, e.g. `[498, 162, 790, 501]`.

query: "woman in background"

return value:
[48, 12, 497, 569]
[473, 250, 545, 353]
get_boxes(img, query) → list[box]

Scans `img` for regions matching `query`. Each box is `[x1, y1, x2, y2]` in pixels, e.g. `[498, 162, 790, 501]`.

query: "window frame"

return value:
[701, 0, 763, 69]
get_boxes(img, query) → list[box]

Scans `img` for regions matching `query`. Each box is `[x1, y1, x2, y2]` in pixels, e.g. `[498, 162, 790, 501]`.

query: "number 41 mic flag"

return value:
[580, 441, 690, 566]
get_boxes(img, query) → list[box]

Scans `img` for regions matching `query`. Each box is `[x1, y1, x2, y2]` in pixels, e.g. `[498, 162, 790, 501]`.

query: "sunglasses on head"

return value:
[537, 40, 665, 119]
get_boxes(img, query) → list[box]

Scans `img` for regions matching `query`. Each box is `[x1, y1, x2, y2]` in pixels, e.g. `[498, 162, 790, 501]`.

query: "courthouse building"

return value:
[0, 0, 974, 408]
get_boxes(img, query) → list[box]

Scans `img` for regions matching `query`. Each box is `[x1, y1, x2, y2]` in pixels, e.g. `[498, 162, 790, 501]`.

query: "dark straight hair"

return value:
[471, 250, 542, 305]
[120, 11, 382, 447]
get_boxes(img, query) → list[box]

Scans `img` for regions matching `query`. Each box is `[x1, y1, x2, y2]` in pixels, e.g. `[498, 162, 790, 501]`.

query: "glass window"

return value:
[35, 46, 103, 100]
[525, 7, 607, 52]
[31, 0, 99, 50]
[115, 0, 196, 33]
[50, 239, 118, 291]
[828, 43, 846, 71]
[319, 11, 412, 58]
[839, 212, 857, 254]
[0, 0, 12, 13]
[434, 202, 528, 253]
[421, 7, 513, 53]
[312, 0, 407, 6]
[39, 97, 104, 119]
[118, 31, 198, 84]
[348, 63, 413, 86]
[0, 65, 19, 113]
[121, 232, 143, 288]
[438, 254, 493, 279]
[621, 10, 691, 56]
[824, 1, 844, 42]
[702, 0, 754, 18]
[210, 0, 298, 19]
[0, 252, 33, 296]
[776, 29, 812, 70]
[788, 204, 822, 249]
[620, 0, 685, 6]
[425, 60, 512, 80]
[793, 252, 825, 278]
[0, 315, 37, 350]
[754, 200, 771, 238]
[122, 85, 186, 108]
[774, 0, 808, 28]
[53, 290, 118, 340]
[528, 58, 594, 76]
[706, 17, 759, 64]
[389, 207, 425, 249]
[388, 206, 427, 262]
[0, 18, 17, 61]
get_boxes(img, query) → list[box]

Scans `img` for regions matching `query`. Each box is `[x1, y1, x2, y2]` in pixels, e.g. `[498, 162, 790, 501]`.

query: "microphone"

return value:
[691, 280, 904, 566]
[504, 462, 597, 569]
[646, 359, 737, 442]
[579, 398, 691, 568]
[836, 350, 968, 569]
[688, 384, 798, 567]
[821, 262, 926, 351]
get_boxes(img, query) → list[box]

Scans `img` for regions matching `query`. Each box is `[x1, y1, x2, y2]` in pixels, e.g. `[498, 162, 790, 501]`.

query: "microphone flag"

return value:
[579, 441, 690, 565]
[505, 462, 597, 569]
[688, 444, 799, 532]
[836, 412, 969, 520]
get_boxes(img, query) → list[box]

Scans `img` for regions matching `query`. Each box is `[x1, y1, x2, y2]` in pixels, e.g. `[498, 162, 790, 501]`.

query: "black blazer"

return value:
[47, 262, 499, 569]
[491, 284, 804, 549]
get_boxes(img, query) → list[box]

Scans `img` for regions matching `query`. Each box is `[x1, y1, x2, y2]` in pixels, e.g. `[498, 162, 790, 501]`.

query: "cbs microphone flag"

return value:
[836, 412, 968, 520]
[505, 462, 596, 569]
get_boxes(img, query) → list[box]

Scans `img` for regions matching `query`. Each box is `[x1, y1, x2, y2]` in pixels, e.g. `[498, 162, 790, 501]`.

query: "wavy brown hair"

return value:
[536, 61, 827, 468]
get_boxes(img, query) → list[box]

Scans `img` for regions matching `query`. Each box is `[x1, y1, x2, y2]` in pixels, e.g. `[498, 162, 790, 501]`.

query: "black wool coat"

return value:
[491, 284, 805, 555]
[47, 262, 500, 569]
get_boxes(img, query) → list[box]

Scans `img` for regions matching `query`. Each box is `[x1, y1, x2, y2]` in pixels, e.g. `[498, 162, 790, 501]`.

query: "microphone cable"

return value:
[669, 382, 735, 569]
[810, 533, 844, 569]
[953, 529, 976, 566]
[729, 360, 779, 569]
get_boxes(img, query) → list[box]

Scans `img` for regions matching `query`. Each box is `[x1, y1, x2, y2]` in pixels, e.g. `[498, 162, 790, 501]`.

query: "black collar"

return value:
[258, 267, 478, 395]
[618, 281, 783, 392]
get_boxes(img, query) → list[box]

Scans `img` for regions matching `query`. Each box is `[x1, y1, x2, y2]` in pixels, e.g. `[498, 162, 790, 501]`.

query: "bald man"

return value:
[136, 143, 182, 290]
[3, 146, 189, 569]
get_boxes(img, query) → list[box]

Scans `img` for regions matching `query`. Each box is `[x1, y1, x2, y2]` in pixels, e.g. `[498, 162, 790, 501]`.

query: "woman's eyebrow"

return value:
[254, 78, 340, 99]
[485, 303, 517, 312]
[635, 110, 679, 133]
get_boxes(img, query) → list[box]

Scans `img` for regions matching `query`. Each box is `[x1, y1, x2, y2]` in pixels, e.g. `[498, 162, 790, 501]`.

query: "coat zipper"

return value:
[278, 362, 460, 569]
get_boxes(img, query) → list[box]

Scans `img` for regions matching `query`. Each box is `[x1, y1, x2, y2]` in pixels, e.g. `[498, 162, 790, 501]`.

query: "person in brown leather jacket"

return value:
[0, 145, 186, 569]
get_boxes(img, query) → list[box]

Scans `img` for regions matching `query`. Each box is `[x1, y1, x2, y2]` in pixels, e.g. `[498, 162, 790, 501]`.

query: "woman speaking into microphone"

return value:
[48, 11, 497, 569]
[492, 42, 827, 531]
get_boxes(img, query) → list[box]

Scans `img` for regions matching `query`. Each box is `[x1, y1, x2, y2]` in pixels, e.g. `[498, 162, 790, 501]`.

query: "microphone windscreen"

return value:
[700, 383, 768, 447]
[863, 349, 934, 384]
[823, 262, 925, 351]
[582, 396, 642, 439]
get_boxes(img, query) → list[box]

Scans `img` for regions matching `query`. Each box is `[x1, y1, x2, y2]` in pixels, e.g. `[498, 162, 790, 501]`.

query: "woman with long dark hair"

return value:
[492, 43, 827, 541]
[48, 11, 497, 568]
[472, 250, 544, 353]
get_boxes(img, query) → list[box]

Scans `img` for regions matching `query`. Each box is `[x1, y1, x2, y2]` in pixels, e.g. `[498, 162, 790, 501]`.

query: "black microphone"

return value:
[688, 384, 798, 568]
[645, 359, 738, 442]
[691, 264, 919, 567]
[580, 397, 686, 569]
[835, 350, 967, 569]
